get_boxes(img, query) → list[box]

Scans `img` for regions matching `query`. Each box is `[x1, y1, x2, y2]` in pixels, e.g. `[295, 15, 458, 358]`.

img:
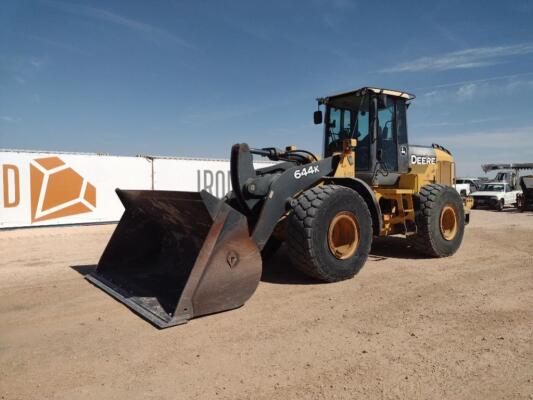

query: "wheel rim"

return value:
[328, 211, 360, 260]
[440, 204, 458, 241]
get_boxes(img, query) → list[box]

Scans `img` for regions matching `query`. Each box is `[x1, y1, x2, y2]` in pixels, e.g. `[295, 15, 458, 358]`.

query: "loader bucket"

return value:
[86, 189, 262, 328]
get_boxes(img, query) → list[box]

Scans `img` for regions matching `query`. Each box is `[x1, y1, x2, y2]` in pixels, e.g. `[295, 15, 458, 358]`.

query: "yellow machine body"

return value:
[331, 140, 470, 237]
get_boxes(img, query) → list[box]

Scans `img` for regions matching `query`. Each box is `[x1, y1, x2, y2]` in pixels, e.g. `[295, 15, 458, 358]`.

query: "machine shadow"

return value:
[261, 236, 427, 285]
[261, 246, 321, 285]
[501, 208, 532, 214]
[72, 237, 427, 288]
[369, 236, 427, 260]
[72, 260, 320, 287]
[474, 208, 524, 213]
[71, 264, 97, 276]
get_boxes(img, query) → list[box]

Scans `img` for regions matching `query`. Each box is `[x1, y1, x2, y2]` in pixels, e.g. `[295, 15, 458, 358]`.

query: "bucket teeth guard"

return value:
[86, 189, 261, 328]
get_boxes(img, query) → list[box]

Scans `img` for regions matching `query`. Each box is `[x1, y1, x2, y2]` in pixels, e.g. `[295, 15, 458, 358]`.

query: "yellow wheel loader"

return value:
[87, 87, 470, 328]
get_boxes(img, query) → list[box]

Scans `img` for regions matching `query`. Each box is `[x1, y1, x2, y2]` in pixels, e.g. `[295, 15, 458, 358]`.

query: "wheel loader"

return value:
[87, 87, 470, 328]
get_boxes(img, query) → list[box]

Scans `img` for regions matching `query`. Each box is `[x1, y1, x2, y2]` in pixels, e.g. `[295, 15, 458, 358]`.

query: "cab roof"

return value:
[318, 87, 415, 104]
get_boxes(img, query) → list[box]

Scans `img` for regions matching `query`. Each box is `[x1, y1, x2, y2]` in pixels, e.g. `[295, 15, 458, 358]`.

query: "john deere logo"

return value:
[30, 157, 96, 222]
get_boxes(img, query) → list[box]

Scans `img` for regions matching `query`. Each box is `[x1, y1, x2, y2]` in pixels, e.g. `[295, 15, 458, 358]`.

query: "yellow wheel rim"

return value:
[328, 211, 360, 260]
[440, 204, 458, 241]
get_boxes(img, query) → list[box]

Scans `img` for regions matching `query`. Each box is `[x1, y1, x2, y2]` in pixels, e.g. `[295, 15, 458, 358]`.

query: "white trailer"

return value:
[1, 149, 272, 229]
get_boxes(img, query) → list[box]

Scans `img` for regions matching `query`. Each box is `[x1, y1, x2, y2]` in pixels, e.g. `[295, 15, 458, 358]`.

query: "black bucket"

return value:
[86, 189, 262, 328]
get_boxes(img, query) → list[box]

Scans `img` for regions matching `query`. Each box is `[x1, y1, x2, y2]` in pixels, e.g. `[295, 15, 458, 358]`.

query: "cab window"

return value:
[326, 107, 353, 148]
[377, 97, 398, 171]
[355, 97, 370, 170]
[329, 108, 341, 137]
[396, 99, 408, 145]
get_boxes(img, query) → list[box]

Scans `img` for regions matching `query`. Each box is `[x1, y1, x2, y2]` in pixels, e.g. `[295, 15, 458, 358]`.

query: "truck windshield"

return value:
[480, 184, 505, 192]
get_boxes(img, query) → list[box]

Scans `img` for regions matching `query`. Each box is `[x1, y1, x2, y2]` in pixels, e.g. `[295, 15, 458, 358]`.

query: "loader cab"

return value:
[317, 87, 414, 186]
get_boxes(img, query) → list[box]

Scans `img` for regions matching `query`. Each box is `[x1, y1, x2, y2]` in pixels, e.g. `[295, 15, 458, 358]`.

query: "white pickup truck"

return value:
[470, 182, 521, 211]
[454, 177, 482, 196]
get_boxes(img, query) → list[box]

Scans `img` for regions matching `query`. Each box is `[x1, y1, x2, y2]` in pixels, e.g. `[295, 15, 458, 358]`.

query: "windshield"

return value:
[480, 184, 505, 192]
[325, 94, 370, 170]
[327, 107, 353, 144]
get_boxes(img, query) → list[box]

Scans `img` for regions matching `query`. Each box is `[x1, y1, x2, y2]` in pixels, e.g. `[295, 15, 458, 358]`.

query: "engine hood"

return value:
[471, 191, 502, 197]
[408, 145, 437, 166]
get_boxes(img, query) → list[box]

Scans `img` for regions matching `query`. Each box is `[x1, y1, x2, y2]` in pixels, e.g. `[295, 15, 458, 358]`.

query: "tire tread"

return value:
[287, 185, 372, 281]
[410, 183, 463, 257]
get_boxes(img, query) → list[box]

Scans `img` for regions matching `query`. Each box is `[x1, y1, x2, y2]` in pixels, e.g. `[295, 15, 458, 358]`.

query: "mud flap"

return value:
[86, 189, 262, 328]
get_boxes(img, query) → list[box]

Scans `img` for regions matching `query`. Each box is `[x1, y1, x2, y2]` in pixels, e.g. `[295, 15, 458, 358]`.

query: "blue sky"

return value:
[1, 0, 533, 175]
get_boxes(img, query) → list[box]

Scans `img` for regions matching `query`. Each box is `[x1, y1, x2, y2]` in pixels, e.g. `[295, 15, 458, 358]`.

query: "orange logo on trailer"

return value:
[30, 157, 96, 222]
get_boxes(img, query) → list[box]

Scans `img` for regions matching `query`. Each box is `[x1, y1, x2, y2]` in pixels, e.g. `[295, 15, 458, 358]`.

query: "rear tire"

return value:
[410, 184, 465, 257]
[286, 185, 373, 282]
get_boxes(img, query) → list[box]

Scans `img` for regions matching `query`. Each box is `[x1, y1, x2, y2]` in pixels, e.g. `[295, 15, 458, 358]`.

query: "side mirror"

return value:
[313, 110, 323, 125]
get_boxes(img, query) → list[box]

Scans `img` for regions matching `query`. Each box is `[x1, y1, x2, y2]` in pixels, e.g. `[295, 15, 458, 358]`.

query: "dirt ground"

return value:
[1, 209, 532, 400]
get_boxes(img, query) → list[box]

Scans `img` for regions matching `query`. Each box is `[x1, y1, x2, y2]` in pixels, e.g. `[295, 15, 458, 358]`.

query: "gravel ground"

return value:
[1, 209, 532, 399]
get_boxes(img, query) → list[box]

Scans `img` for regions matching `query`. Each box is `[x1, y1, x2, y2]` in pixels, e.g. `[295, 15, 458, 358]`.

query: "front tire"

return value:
[496, 199, 504, 211]
[410, 184, 465, 257]
[287, 185, 373, 282]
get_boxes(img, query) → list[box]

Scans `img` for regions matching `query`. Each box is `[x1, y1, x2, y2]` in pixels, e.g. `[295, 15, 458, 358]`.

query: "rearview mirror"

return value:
[313, 110, 323, 125]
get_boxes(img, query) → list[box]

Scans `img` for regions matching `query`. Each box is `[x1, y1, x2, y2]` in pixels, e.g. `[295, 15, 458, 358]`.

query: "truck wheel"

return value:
[496, 199, 504, 211]
[410, 184, 465, 257]
[286, 185, 372, 282]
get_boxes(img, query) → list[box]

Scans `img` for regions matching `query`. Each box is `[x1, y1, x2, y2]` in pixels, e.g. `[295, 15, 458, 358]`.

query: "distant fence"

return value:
[0, 149, 272, 228]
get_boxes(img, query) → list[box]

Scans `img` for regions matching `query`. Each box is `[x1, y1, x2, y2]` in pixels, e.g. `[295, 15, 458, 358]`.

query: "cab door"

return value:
[376, 96, 398, 172]
[373, 96, 410, 186]
[506, 186, 519, 204]
[376, 96, 409, 175]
